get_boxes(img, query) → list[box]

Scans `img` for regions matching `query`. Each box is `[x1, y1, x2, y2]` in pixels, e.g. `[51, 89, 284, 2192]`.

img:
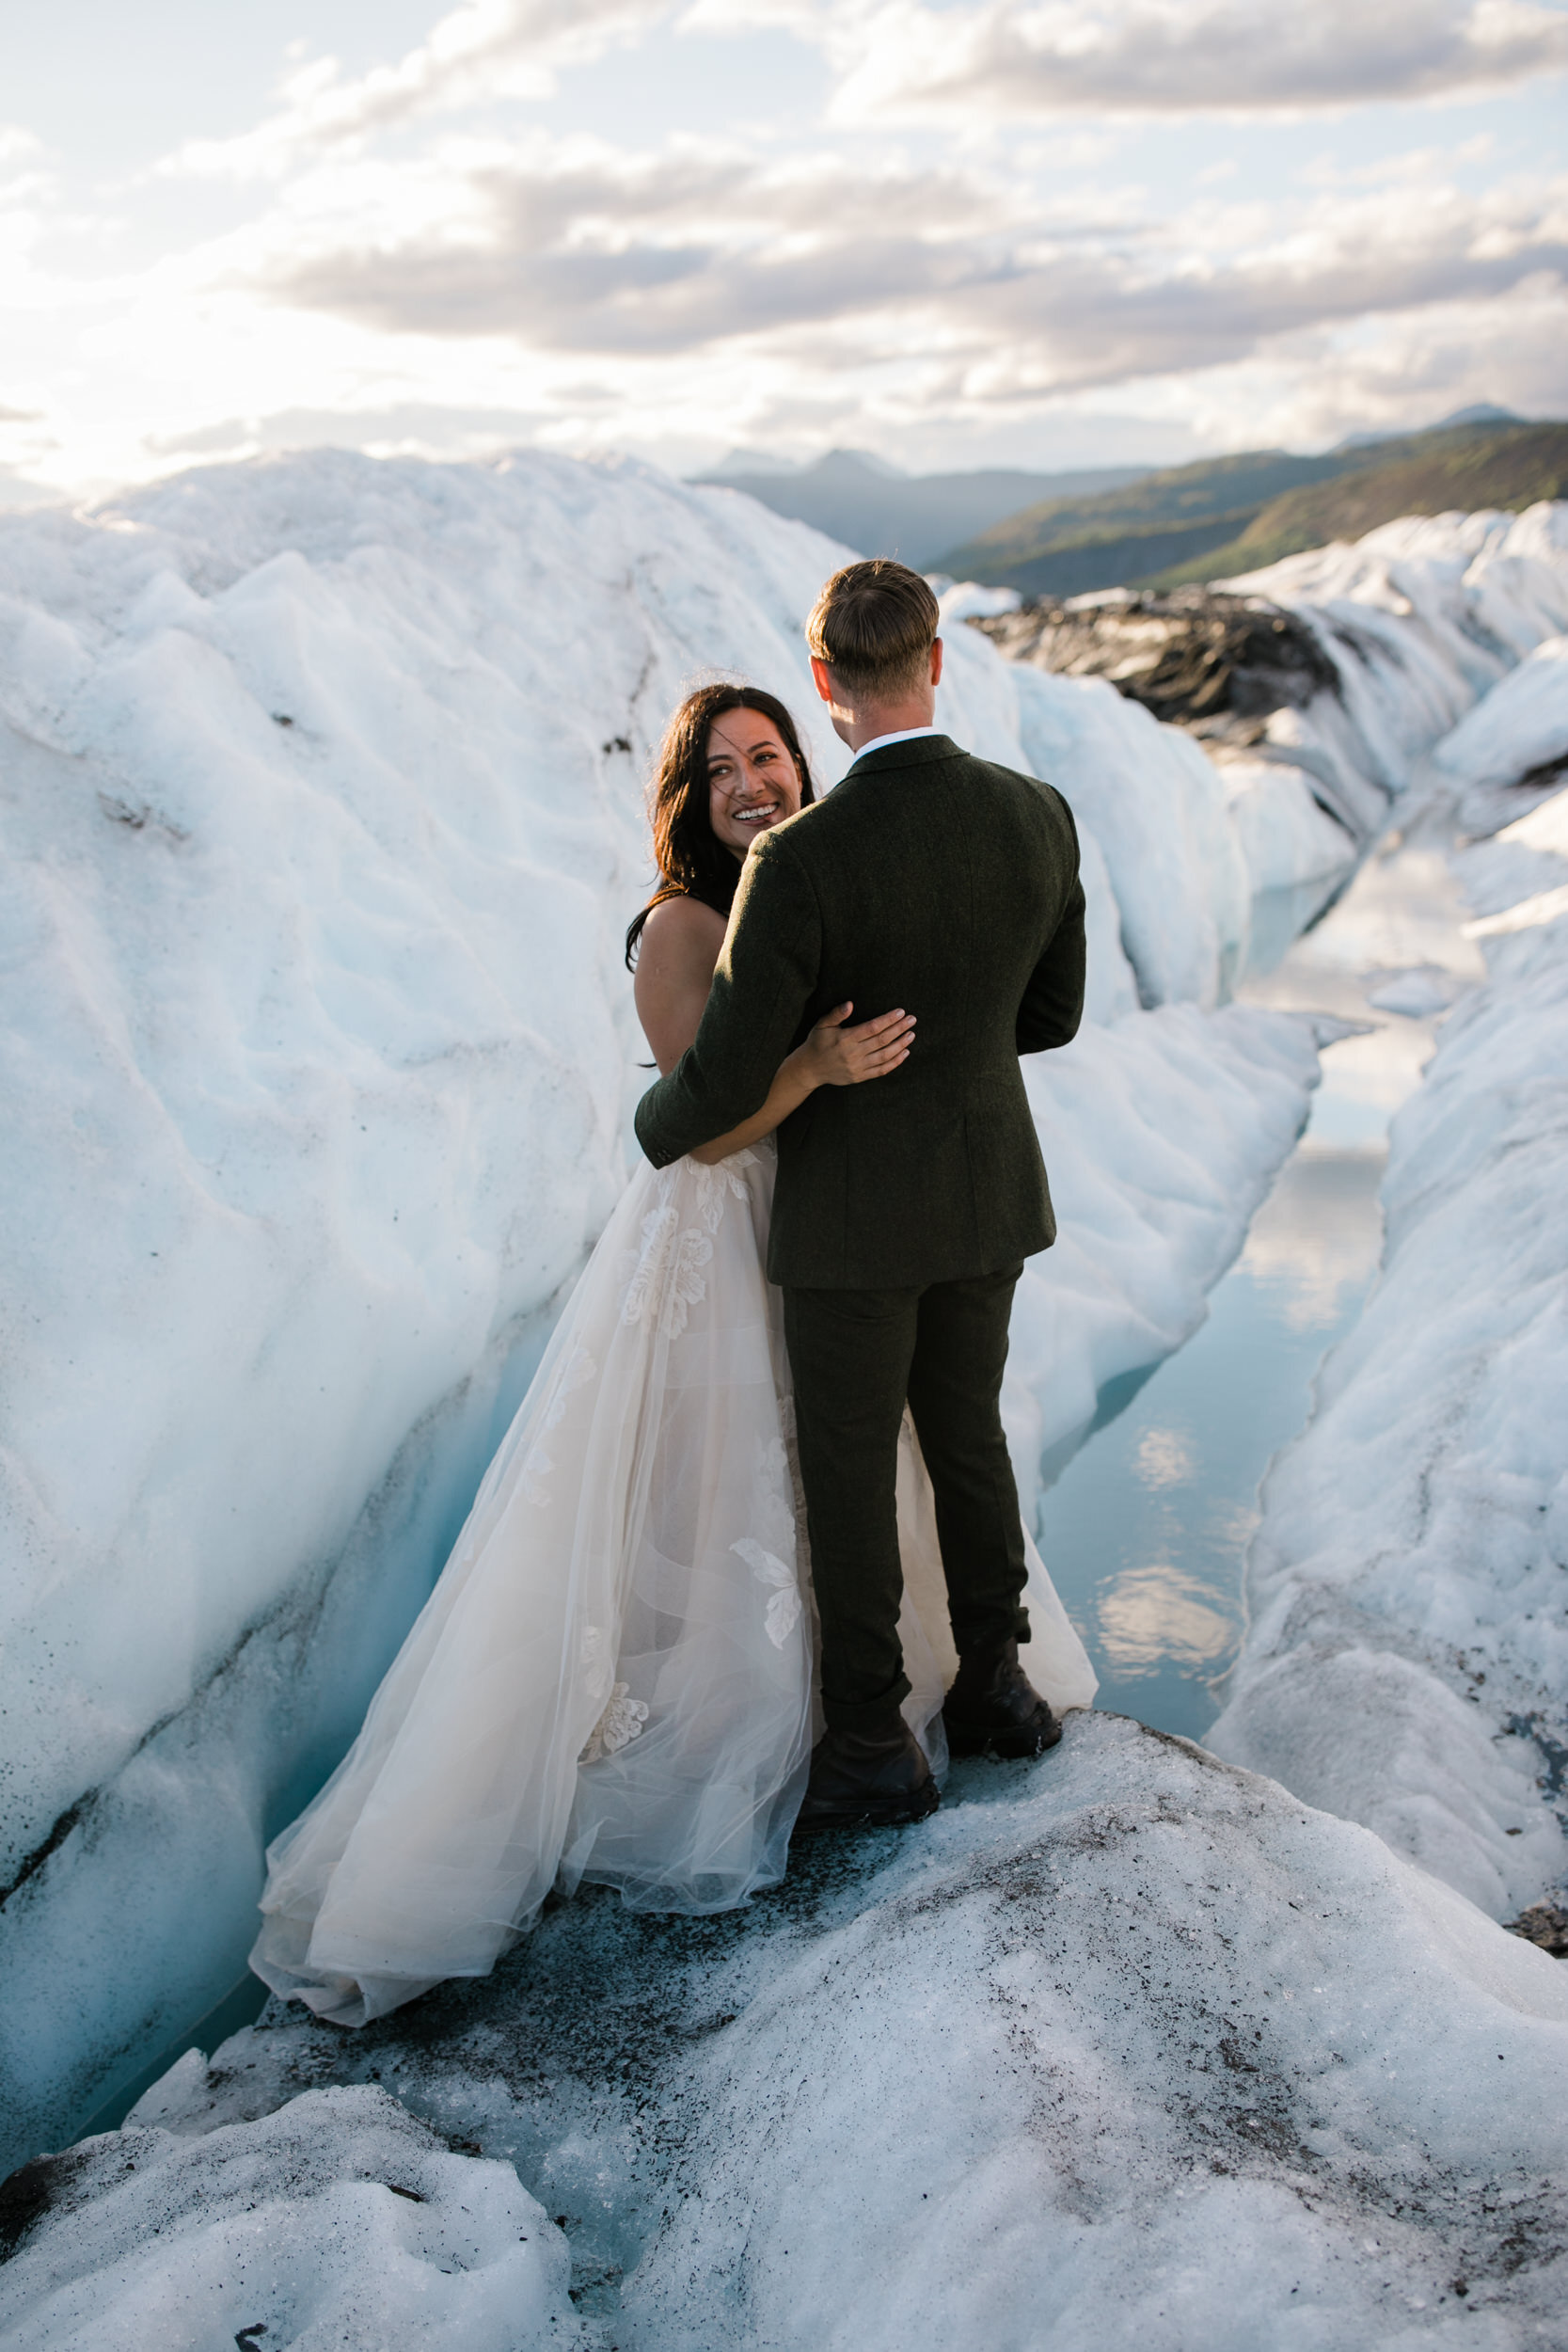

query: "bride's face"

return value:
[705, 712, 803, 858]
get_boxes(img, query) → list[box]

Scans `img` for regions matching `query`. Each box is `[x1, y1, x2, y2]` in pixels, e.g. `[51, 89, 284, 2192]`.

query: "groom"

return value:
[635, 559, 1085, 1830]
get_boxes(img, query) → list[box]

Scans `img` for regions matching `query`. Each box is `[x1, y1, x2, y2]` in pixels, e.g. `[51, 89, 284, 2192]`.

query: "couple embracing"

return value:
[252, 559, 1096, 2027]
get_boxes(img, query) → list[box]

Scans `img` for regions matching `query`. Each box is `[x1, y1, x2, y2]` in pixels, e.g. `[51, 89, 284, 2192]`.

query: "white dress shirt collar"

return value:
[844, 724, 942, 771]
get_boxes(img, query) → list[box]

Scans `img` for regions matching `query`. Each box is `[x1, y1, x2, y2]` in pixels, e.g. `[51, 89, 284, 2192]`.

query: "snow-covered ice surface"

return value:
[935, 577, 1022, 624]
[0, 449, 1326, 2166]
[1209, 644, 1568, 1924]
[1433, 633, 1568, 837]
[0, 2082, 572, 2348]
[1222, 507, 1568, 849]
[1463, 760, 1568, 921]
[1194, 507, 1568, 933]
[1363, 963, 1467, 1018]
[6, 1716, 1565, 2350]
[0, 448, 869, 2163]
[1207, 855, 1568, 1921]
[1009, 664, 1254, 1008]
[993, 508, 1568, 1010]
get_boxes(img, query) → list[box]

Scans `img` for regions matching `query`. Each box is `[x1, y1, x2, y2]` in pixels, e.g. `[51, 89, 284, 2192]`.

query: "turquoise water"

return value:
[1036, 1138, 1385, 1741]
[1031, 809, 1450, 1740]
[1034, 819, 1480, 1743]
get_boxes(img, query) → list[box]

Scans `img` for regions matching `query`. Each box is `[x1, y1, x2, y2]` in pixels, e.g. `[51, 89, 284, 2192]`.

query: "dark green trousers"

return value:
[783, 1264, 1030, 1734]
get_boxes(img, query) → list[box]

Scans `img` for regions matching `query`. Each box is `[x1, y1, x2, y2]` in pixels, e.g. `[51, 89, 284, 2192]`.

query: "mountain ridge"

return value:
[938, 419, 1568, 598]
[1148, 421, 1568, 587]
[691, 448, 1152, 568]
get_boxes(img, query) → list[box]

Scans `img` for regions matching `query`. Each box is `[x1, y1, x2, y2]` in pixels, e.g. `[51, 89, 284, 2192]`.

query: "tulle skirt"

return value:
[251, 1143, 1097, 2025]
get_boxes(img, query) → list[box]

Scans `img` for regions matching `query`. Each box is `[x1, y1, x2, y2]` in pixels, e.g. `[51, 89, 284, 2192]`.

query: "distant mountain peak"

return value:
[809, 448, 910, 479]
[686, 454, 1158, 567]
[702, 447, 800, 479]
[1333, 402, 1520, 452]
[1435, 402, 1522, 428]
[698, 445, 911, 483]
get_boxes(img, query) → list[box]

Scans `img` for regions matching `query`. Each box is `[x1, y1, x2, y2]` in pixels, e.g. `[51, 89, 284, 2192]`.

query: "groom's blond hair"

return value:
[805, 559, 940, 698]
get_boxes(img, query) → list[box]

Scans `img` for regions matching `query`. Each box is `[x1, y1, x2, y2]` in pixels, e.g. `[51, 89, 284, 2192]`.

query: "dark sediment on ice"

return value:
[974, 588, 1340, 756]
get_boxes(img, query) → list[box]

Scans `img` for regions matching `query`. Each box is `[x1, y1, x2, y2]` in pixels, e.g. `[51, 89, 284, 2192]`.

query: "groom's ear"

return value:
[809, 655, 836, 706]
[930, 637, 943, 686]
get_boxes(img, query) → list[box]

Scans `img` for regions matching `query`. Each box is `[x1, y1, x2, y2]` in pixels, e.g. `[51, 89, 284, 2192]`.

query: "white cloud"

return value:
[160, 0, 673, 179]
[141, 400, 552, 461]
[249, 130, 1568, 409]
[0, 124, 45, 167]
[5, 0, 1565, 494]
[707, 0, 1568, 120]
[1238, 271, 1568, 443]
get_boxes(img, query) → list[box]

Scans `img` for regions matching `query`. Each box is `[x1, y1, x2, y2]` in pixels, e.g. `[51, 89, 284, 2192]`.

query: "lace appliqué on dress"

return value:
[578, 1682, 650, 1765]
[619, 1157, 754, 1340]
[731, 1537, 803, 1650]
[726, 1422, 806, 1649]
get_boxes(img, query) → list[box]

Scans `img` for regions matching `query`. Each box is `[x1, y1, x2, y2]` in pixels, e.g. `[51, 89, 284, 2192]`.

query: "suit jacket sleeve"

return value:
[635, 833, 823, 1168]
[1016, 874, 1086, 1053]
[1016, 790, 1087, 1054]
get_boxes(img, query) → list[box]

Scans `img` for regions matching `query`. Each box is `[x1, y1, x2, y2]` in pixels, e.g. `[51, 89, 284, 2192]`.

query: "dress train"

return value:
[251, 1143, 1097, 2026]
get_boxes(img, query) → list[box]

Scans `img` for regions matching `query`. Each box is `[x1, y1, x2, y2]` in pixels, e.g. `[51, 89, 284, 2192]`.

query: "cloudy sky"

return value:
[3, 0, 1565, 501]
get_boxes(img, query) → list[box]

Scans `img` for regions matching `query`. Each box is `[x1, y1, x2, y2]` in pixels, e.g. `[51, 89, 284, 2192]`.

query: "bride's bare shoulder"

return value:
[634, 895, 730, 1073]
[639, 894, 728, 961]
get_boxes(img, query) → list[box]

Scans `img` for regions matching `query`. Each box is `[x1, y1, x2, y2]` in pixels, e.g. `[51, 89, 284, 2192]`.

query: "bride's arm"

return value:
[686, 1001, 912, 1163]
[634, 898, 913, 1165]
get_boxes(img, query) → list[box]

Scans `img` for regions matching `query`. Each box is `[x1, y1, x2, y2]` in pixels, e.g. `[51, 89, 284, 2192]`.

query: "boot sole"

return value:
[792, 1781, 941, 1836]
[944, 1715, 1064, 1761]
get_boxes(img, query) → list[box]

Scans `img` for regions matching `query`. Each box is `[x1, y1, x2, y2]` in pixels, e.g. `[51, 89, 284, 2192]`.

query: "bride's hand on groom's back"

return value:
[798, 1003, 915, 1089]
[687, 1002, 913, 1164]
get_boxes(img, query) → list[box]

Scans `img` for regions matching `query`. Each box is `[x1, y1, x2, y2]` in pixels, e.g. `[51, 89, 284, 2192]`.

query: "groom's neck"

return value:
[828, 689, 937, 754]
[810, 644, 942, 753]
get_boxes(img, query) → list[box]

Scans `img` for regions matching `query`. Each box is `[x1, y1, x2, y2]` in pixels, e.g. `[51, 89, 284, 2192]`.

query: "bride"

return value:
[251, 683, 1096, 2027]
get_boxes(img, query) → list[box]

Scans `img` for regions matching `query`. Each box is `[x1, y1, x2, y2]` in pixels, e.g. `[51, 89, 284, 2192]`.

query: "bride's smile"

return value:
[705, 712, 804, 854]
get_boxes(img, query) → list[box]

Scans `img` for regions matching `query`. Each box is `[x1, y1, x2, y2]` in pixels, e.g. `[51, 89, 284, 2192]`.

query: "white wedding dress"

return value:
[251, 1142, 1097, 2026]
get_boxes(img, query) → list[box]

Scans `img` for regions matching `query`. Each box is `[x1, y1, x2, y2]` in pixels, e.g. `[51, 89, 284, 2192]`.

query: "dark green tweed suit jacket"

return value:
[634, 734, 1085, 1290]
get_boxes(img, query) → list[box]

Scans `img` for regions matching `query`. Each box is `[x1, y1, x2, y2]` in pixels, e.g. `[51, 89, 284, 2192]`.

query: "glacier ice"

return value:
[989, 505, 1568, 1011]
[0, 450, 1325, 2165]
[1433, 632, 1568, 837]
[1, 448, 877, 2163]
[1199, 506, 1568, 939]
[1210, 659, 1568, 1921]
[7, 1716, 1563, 2349]
[4, 453, 1566, 2175]
[1225, 505, 1568, 834]
[0, 2082, 571, 2349]
[1010, 663, 1254, 1009]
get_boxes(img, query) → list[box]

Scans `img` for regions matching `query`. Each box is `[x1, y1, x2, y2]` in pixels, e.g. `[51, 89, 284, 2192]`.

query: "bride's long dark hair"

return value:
[624, 683, 816, 968]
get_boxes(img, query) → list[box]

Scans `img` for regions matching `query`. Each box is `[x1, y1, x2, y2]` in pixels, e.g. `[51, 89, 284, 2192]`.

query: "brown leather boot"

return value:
[942, 1639, 1063, 1759]
[793, 1714, 940, 1835]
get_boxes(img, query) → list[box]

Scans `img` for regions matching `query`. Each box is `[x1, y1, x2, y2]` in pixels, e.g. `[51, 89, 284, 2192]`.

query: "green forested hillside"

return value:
[939, 420, 1567, 597]
[1146, 421, 1568, 586]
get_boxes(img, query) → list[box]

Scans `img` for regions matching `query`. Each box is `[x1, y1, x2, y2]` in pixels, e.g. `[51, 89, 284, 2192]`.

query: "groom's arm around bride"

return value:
[636, 558, 1087, 1827]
